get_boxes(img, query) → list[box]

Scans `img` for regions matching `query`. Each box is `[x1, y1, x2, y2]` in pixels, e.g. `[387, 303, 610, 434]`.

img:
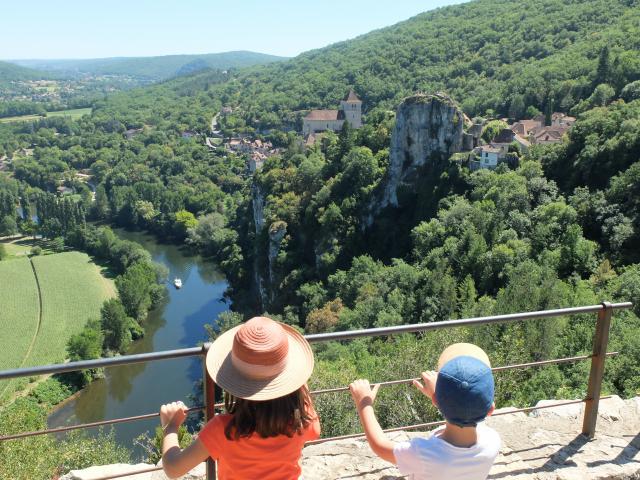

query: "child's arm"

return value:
[159, 401, 210, 479]
[412, 371, 437, 404]
[349, 380, 396, 464]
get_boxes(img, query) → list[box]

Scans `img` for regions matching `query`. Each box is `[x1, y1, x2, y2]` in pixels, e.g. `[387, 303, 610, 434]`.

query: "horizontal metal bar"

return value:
[87, 466, 163, 480]
[305, 396, 608, 446]
[305, 303, 632, 344]
[0, 304, 631, 380]
[0, 406, 205, 442]
[0, 350, 616, 442]
[0, 345, 207, 380]
[308, 352, 619, 395]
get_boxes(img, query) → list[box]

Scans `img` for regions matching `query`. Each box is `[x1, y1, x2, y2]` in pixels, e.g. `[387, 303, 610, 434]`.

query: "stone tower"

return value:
[340, 90, 362, 128]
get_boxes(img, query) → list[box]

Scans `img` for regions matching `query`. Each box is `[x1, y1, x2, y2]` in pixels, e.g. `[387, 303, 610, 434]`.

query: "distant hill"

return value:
[0, 61, 51, 82]
[10, 51, 288, 81]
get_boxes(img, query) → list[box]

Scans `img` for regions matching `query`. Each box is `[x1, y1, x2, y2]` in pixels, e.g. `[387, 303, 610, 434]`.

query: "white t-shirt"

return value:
[393, 423, 501, 480]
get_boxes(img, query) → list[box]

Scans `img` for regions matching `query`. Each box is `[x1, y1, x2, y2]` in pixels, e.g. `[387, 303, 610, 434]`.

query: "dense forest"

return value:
[1, 0, 640, 472]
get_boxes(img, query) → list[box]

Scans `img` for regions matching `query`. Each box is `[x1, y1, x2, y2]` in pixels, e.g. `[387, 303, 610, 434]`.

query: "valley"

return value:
[0, 0, 639, 477]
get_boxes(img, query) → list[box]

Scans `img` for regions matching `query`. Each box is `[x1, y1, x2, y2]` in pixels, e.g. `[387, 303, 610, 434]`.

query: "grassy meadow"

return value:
[28, 252, 115, 366]
[0, 250, 114, 401]
[0, 108, 91, 124]
[46, 108, 92, 120]
[0, 257, 40, 372]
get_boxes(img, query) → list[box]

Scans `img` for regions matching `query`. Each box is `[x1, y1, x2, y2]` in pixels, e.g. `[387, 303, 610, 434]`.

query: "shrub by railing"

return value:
[0, 301, 633, 480]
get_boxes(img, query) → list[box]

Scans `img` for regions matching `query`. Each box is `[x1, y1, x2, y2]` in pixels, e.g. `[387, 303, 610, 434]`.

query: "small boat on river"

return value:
[173, 278, 182, 289]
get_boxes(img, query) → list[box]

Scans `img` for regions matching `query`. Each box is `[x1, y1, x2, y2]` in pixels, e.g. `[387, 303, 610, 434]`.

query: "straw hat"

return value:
[205, 317, 314, 401]
[437, 342, 491, 370]
[435, 343, 494, 427]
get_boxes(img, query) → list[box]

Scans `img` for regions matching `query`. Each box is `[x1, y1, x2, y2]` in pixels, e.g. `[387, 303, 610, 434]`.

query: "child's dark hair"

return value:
[223, 385, 314, 440]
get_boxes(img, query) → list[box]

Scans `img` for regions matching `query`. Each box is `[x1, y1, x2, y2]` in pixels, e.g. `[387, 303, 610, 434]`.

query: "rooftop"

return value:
[343, 89, 362, 102]
[304, 109, 345, 121]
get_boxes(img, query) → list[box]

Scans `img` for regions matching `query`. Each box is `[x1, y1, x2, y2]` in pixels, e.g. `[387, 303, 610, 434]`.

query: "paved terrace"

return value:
[60, 395, 640, 480]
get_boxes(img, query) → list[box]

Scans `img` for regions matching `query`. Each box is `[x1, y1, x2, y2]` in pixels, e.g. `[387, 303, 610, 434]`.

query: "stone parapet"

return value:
[62, 396, 640, 480]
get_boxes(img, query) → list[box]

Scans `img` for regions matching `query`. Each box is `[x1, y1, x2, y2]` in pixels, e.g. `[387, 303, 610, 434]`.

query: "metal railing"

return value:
[0, 301, 633, 480]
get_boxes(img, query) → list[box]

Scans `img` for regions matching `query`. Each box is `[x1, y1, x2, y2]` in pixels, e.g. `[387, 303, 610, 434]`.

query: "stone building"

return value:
[302, 90, 362, 136]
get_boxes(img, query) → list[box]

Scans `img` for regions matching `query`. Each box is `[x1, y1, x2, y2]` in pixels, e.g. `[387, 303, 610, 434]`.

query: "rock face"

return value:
[64, 396, 640, 480]
[267, 220, 287, 303]
[371, 92, 465, 222]
[250, 183, 268, 308]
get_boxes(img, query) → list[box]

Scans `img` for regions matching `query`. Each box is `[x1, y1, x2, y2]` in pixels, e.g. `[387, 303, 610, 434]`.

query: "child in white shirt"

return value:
[350, 343, 501, 480]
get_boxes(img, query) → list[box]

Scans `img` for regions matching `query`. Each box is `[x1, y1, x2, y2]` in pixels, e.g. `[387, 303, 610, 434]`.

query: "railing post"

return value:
[202, 342, 217, 480]
[582, 302, 613, 438]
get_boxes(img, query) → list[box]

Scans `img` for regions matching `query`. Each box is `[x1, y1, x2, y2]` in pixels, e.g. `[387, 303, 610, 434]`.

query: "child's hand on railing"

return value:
[160, 401, 188, 433]
[349, 379, 380, 411]
[412, 371, 437, 402]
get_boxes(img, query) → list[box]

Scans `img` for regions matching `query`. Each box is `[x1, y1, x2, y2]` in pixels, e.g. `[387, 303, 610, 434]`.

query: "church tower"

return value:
[340, 90, 362, 128]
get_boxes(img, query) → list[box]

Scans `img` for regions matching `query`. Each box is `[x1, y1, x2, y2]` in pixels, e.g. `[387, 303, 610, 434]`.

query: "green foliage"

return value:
[481, 120, 509, 143]
[621, 80, 640, 102]
[100, 298, 134, 353]
[0, 243, 6, 260]
[0, 396, 130, 480]
[115, 261, 163, 320]
[0, 215, 18, 236]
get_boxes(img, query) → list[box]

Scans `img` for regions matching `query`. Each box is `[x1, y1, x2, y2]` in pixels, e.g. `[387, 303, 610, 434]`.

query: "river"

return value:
[48, 229, 230, 456]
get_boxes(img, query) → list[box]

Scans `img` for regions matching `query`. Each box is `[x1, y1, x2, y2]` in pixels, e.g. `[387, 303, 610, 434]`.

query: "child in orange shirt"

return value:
[159, 316, 320, 479]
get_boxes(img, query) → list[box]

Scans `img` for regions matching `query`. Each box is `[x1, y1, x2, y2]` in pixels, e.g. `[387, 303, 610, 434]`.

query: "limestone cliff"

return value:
[369, 92, 465, 225]
[267, 220, 287, 303]
[250, 183, 268, 308]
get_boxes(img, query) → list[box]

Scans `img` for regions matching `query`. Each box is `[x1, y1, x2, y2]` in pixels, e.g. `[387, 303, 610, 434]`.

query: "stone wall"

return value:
[61, 396, 640, 480]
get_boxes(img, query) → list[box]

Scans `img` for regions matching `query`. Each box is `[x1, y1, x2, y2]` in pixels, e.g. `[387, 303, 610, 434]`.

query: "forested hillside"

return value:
[1, 0, 639, 443]
[12, 51, 287, 81]
[194, 0, 640, 130]
[0, 61, 50, 82]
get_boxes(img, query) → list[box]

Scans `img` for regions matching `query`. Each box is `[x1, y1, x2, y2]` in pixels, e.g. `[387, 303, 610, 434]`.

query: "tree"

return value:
[50, 236, 65, 253]
[66, 319, 105, 385]
[481, 120, 509, 143]
[173, 210, 198, 238]
[508, 94, 525, 120]
[100, 299, 133, 353]
[595, 46, 611, 86]
[621, 81, 640, 102]
[305, 299, 343, 334]
[0, 215, 17, 236]
[115, 261, 160, 320]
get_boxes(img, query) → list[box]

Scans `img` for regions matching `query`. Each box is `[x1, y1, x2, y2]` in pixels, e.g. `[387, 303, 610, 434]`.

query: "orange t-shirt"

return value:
[198, 413, 321, 480]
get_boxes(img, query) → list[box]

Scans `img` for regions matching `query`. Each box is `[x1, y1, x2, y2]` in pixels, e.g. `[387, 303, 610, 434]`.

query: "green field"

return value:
[46, 108, 92, 119]
[0, 258, 40, 373]
[2, 240, 31, 258]
[0, 108, 91, 124]
[0, 251, 114, 400]
[28, 252, 115, 366]
[0, 114, 43, 124]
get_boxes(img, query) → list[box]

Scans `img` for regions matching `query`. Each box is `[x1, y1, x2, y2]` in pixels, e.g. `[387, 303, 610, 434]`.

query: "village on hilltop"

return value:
[470, 111, 575, 169]
[199, 89, 576, 175]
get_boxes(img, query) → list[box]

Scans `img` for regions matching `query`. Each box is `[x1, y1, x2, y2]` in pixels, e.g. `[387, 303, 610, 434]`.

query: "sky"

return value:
[1, 0, 467, 60]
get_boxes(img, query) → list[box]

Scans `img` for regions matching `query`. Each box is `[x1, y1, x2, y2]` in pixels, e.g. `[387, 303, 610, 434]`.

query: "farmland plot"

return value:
[28, 252, 115, 366]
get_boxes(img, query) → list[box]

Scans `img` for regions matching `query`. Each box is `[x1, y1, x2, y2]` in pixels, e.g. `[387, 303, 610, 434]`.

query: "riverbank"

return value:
[47, 228, 230, 457]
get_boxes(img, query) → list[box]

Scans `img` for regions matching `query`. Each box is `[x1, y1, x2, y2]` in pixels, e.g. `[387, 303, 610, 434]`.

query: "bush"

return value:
[30, 246, 42, 256]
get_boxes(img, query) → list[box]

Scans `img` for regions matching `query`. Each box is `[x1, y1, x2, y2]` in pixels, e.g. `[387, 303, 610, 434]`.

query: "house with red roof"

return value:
[302, 90, 363, 136]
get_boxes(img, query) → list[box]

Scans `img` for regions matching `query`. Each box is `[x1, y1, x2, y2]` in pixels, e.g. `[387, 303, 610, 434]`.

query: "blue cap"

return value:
[435, 355, 494, 427]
